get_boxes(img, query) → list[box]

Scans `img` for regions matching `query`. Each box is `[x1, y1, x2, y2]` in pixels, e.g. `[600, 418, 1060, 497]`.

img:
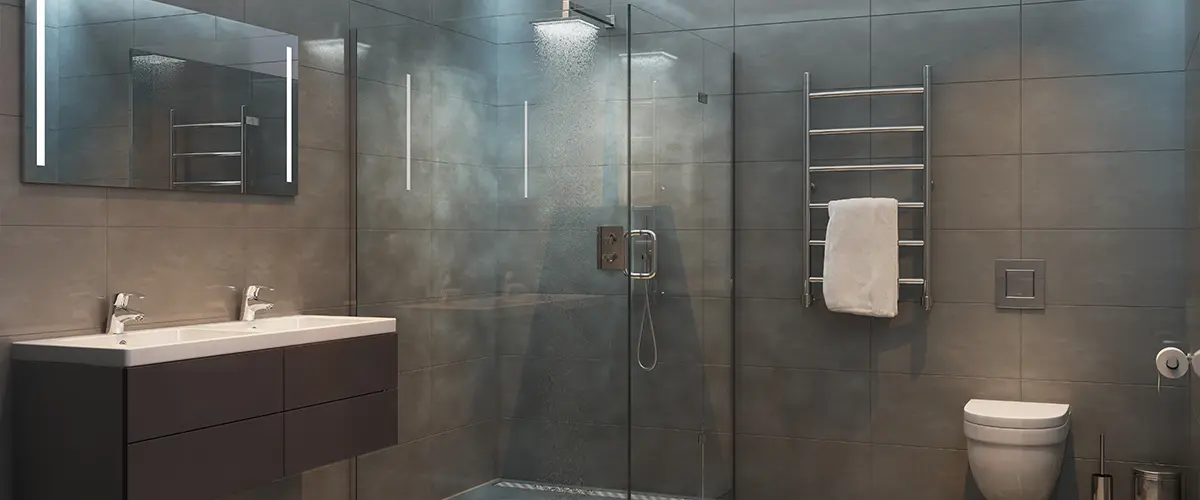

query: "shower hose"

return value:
[637, 279, 658, 371]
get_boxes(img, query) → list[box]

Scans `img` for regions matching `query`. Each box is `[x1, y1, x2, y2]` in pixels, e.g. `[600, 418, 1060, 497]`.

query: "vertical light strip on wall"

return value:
[523, 101, 529, 198]
[286, 46, 293, 182]
[35, 0, 45, 166]
[406, 73, 412, 191]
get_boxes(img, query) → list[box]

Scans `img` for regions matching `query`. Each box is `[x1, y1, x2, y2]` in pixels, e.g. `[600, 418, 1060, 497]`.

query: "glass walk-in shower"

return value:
[349, 4, 733, 500]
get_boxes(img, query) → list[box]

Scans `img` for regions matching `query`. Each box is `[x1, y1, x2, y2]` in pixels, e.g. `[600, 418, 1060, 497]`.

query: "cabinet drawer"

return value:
[283, 333, 396, 409]
[127, 414, 283, 500]
[127, 349, 283, 442]
[283, 390, 397, 475]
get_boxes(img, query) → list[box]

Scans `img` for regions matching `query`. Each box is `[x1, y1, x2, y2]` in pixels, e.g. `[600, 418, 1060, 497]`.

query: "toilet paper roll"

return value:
[1156, 347, 1189, 379]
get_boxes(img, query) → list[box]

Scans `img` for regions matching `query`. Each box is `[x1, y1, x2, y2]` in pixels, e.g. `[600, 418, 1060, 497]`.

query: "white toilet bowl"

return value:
[964, 399, 1071, 500]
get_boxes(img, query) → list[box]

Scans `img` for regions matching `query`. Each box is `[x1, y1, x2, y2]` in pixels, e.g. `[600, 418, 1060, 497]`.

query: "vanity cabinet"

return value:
[15, 332, 398, 500]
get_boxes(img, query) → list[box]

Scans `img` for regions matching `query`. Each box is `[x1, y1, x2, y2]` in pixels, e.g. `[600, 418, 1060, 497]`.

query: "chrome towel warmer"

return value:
[802, 65, 932, 311]
[169, 105, 250, 192]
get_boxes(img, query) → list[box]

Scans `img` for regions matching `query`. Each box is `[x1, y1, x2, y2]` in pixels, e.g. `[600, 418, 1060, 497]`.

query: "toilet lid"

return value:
[964, 399, 1070, 429]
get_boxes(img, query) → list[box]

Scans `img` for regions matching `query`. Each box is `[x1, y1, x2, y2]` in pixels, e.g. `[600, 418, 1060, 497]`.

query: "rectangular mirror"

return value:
[23, 0, 299, 195]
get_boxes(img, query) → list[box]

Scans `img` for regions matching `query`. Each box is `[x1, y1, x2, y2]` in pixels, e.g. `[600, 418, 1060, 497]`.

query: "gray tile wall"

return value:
[715, 0, 1191, 498]
[0, 0, 354, 498]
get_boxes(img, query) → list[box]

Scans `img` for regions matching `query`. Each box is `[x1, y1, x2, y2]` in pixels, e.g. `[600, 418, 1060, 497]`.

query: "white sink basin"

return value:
[12, 315, 396, 367]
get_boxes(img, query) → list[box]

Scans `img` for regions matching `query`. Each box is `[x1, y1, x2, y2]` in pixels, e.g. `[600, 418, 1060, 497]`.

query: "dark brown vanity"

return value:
[14, 332, 398, 500]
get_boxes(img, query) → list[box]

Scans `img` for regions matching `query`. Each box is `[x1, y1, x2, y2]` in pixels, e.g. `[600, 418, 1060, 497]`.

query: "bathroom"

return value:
[0, 0, 1195, 499]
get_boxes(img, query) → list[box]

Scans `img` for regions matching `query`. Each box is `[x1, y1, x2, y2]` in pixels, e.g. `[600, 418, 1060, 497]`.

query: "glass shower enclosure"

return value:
[350, 4, 733, 499]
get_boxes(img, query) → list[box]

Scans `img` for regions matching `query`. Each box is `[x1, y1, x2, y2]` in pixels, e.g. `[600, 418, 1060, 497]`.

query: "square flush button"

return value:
[995, 259, 1045, 310]
[1005, 269, 1035, 298]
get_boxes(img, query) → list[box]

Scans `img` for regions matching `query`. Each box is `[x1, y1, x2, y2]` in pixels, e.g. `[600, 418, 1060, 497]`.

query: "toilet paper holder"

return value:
[1155, 347, 1195, 380]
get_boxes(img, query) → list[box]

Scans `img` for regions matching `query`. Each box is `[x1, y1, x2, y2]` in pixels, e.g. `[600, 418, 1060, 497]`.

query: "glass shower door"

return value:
[626, 5, 734, 500]
[350, 5, 635, 499]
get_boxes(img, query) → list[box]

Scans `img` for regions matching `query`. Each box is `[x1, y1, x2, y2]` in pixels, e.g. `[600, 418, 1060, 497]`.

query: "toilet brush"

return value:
[1093, 434, 1113, 500]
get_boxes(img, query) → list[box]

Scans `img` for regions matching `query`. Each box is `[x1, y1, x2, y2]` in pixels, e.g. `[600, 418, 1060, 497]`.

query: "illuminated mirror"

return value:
[23, 0, 299, 195]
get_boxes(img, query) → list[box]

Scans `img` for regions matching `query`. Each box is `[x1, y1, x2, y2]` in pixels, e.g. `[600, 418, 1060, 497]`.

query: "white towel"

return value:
[822, 197, 899, 318]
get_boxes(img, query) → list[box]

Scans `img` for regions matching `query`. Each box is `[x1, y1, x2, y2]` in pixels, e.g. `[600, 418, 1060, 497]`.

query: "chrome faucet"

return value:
[241, 285, 275, 321]
[107, 292, 146, 335]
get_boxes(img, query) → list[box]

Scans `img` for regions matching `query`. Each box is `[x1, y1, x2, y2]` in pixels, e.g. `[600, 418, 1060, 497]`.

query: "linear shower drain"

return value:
[493, 480, 695, 500]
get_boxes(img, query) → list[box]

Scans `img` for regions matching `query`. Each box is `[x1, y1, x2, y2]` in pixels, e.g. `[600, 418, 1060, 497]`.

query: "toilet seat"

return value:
[964, 399, 1070, 429]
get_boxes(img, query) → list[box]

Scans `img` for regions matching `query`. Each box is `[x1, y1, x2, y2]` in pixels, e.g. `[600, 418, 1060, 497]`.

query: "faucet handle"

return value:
[246, 285, 275, 299]
[114, 292, 146, 307]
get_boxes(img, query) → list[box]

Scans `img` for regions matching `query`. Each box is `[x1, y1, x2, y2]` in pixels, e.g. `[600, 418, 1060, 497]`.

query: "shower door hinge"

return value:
[597, 226, 626, 271]
[697, 92, 708, 104]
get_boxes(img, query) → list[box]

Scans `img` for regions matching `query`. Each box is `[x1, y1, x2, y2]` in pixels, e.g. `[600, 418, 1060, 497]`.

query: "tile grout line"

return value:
[1017, 0, 1025, 402]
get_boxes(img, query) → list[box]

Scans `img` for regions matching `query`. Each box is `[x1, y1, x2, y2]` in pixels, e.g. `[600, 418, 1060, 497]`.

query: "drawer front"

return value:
[284, 333, 397, 409]
[284, 390, 397, 475]
[127, 349, 284, 442]
[127, 414, 284, 500]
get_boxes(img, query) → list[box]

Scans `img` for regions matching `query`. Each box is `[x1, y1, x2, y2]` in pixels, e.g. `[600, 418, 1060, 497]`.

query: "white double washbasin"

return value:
[12, 315, 396, 367]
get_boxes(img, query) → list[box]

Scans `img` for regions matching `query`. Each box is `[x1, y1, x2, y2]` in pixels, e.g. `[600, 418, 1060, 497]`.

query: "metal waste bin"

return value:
[1134, 468, 1182, 500]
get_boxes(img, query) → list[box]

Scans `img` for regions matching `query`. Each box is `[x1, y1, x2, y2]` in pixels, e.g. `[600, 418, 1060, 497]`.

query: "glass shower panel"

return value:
[351, 5, 633, 499]
[627, 5, 734, 500]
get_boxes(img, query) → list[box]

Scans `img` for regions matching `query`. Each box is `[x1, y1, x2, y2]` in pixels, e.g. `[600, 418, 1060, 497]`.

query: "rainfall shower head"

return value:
[531, 1, 616, 30]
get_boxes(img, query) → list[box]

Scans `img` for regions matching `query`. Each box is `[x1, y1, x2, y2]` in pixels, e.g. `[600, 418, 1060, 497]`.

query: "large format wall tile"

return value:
[1022, 73, 1184, 153]
[872, 303, 1021, 378]
[736, 298, 870, 370]
[498, 356, 626, 425]
[871, 373, 1020, 449]
[733, 92, 802, 162]
[429, 357, 497, 433]
[872, 0, 1017, 15]
[0, 226, 106, 336]
[498, 419, 628, 490]
[734, 162, 805, 230]
[630, 427, 703, 497]
[242, 228, 349, 313]
[1023, 0, 1184, 78]
[106, 189, 246, 227]
[736, 436, 871, 500]
[735, 18, 870, 93]
[733, 231, 807, 299]
[243, 147, 350, 229]
[631, 361, 704, 430]
[1022, 230, 1185, 307]
[1022, 380, 1188, 464]
[356, 441, 434, 500]
[1022, 306, 1186, 385]
[356, 229, 432, 304]
[876, 81, 1020, 157]
[872, 6, 1020, 86]
[930, 230, 1021, 304]
[107, 227, 244, 323]
[735, 0, 869, 25]
[1022, 151, 1186, 229]
[930, 155, 1020, 230]
[737, 367, 871, 441]
[0, 7, 19, 116]
[870, 445, 972, 500]
[426, 422, 496, 499]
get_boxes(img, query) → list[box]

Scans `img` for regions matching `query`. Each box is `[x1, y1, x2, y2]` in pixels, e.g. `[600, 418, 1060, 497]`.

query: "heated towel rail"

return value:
[802, 65, 932, 311]
[169, 105, 250, 192]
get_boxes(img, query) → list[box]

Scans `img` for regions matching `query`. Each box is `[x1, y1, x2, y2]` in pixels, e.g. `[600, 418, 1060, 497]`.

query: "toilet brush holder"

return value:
[1093, 434, 1113, 500]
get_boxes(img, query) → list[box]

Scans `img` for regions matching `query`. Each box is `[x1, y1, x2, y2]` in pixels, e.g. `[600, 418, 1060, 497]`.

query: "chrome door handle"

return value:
[624, 229, 658, 280]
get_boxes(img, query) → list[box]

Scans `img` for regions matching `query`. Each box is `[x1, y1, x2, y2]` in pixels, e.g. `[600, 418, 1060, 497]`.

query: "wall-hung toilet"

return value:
[964, 399, 1071, 500]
